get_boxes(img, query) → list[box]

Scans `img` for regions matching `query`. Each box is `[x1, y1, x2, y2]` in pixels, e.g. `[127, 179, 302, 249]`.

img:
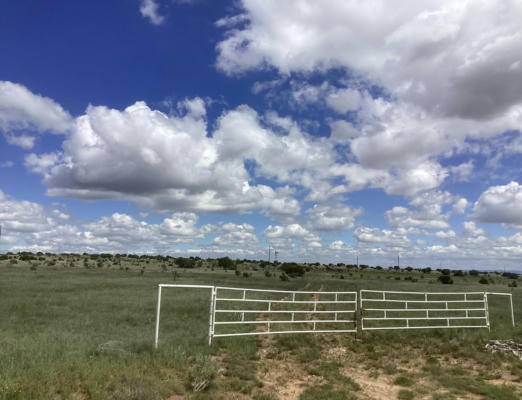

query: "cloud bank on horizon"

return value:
[1, 0, 522, 269]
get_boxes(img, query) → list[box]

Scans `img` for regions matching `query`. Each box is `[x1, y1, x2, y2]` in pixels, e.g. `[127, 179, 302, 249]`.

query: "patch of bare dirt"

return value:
[343, 366, 401, 400]
[326, 345, 348, 360]
[256, 335, 324, 400]
[253, 285, 327, 400]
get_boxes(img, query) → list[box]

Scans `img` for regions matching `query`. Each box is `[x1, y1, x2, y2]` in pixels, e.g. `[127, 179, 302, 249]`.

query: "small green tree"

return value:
[217, 257, 235, 270]
[437, 275, 453, 284]
[280, 262, 305, 277]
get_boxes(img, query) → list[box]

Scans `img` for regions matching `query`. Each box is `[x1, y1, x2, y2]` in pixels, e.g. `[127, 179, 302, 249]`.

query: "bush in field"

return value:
[217, 256, 235, 270]
[280, 262, 305, 277]
[469, 269, 480, 276]
[279, 272, 290, 281]
[508, 281, 517, 287]
[503, 272, 518, 279]
[186, 354, 219, 392]
[176, 257, 196, 268]
[437, 275, 453, 284]
[479, 277, 489, 284]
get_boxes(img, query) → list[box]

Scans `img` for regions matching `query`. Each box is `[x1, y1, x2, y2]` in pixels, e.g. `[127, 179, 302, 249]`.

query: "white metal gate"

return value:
[210, 286, 357, 343]
[360, 290, 490, 331]
[154, 285, 515, 347]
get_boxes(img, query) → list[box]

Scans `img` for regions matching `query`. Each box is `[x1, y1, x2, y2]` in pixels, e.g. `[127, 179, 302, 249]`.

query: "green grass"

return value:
[1, 255, 521, 399]
[299, 384, 357, 400]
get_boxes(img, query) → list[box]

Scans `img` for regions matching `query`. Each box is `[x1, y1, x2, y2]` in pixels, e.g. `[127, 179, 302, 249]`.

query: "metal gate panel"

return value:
[360, 290, 489, 331]
[211, 286, 357, 341]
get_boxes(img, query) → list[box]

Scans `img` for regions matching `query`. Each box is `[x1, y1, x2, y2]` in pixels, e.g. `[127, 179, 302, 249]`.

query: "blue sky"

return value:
[1, 0, 522, 270]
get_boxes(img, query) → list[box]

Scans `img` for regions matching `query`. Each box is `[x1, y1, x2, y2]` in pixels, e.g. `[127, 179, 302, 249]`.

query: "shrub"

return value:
[253, 393, 278, 400]
[438, 275, 453, 284]
[280, 262, 305, 277]
[279, 272, 290, 281]
[264, 270, 272, 278]
[186, 354, 219, 392]
[394, 375, 414, 387]
[479, 277, 489, 284]
[176, 257, 196, 268]
[300, 384, 356, 400]
[508, 281, 517, 287]
[217, 257, 235, 270]
[398, 389, 415, 400]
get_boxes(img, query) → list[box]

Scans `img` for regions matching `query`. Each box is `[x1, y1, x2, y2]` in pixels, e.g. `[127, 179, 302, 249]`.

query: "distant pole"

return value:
[268, 244, 271, 263]
[356, 255, 359, 268]
[398, 254, 400, 269]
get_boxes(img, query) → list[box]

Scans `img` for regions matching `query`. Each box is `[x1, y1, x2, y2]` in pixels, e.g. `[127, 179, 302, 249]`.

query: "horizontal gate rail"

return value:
[360, 290, 489, 331]
[211, 286, 357, 341]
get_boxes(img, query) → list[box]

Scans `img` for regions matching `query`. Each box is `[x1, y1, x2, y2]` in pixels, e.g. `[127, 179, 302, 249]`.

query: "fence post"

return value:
[510, 294, 515, 328]
[154, 285, 162, 349]
[208, 287, 216, 345]
[484, 292, 490, 332]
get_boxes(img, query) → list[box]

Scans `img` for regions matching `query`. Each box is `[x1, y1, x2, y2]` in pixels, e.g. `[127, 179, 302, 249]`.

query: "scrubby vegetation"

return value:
[0, 252, 521, 399]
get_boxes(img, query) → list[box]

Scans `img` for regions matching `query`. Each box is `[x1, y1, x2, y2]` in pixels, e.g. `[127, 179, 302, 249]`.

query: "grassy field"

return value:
[1, 254, 521, 400]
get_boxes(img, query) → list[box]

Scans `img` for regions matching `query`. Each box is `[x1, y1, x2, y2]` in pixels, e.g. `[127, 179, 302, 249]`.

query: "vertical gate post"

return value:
[208, 287, 216, 345]
[509, 294, 515, 328]
[155, 285, 162, 349]
[484, 292, 490, 332]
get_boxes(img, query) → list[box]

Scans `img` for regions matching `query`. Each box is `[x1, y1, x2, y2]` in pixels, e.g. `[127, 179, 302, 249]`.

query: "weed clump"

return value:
[394, 375, 414, 387]
[299, 384, 357, 400]
[186, 354, 219, 392]
[398, 389, 415, 399]
[279, 272, 290, 281]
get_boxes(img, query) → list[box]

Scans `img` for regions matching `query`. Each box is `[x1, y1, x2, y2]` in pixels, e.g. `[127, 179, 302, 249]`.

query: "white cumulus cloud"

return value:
[0, 81, 73, 147]
[140, 0, 165, 25]
[473, 182, 522, 226]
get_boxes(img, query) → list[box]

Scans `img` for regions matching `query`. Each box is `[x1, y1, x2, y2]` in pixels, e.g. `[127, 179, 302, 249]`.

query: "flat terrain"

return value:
[1, 254, 521, 400]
